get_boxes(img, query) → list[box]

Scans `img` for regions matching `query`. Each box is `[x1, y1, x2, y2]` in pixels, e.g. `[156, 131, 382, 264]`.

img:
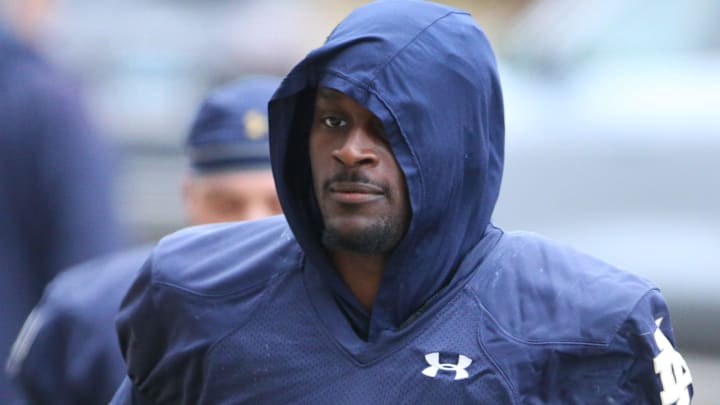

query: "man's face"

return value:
[184, 169, 281, 225]
[309, 87, 410, 254]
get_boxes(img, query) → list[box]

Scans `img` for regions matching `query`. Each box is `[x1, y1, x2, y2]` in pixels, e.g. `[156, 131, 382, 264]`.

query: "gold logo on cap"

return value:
[243, 109, 268, 140]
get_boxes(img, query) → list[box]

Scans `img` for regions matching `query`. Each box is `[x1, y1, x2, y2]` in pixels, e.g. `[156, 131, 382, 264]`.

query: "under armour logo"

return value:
[653, 318, 692, 405]
[422, 352, 472, 380]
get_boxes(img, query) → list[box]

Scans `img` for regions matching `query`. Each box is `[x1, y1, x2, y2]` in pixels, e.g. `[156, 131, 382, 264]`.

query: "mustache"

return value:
[323, 170, 388, 194]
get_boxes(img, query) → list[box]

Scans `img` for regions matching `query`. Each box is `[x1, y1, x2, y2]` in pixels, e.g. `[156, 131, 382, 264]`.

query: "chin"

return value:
[321, 215, 402, 254]
[326, 215, 375, 231]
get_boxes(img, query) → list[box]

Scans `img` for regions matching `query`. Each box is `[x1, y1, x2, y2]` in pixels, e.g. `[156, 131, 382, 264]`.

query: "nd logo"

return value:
[653, 318, 692, 405]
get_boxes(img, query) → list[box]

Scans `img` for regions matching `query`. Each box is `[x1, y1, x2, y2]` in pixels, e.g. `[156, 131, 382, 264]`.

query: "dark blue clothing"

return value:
[0, 27, 121, 401]
[112, 1, 692, 403]
[6, 246, 151, 405]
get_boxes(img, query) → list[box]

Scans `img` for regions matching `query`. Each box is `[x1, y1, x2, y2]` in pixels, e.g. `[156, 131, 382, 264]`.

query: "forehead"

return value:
[316, 87, 343, 102]
[313, 87, 382, 126]
[314, 87, 370, 111]
[194, 169, 275, 192]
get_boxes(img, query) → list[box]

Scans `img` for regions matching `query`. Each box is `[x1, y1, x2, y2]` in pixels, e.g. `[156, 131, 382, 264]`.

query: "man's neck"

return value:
[330, 250, 387, 312]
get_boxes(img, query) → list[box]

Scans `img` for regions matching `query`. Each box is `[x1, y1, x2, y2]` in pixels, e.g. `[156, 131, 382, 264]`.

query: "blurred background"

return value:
[2, 0, 718, 402]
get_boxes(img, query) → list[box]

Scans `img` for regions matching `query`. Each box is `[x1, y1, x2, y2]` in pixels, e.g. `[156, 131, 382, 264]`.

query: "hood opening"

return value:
[269, 1, 505, 343]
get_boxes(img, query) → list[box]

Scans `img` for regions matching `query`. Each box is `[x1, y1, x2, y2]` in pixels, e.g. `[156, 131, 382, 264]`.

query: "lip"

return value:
[328, 181, 384, 204]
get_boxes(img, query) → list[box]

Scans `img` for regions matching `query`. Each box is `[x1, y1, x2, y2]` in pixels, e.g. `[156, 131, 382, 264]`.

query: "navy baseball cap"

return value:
[186, 76, 280, 173]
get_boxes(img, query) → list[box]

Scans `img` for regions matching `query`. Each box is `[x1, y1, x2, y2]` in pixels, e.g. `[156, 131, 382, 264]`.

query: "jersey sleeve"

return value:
[116, 253, 176, 403]
[611, 289, 693, 405]
[115, 249, 217, 404]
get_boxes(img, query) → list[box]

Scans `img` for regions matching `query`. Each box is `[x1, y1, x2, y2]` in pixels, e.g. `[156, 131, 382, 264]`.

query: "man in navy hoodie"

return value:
[112, 1, 693, 404]
[7, 77, 282, 405]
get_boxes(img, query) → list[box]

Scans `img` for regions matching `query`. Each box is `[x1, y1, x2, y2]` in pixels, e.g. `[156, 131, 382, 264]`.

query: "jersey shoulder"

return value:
[149, 215, 302, 297]
[117, 216, 304, 403]
[466, 231, 692, 404]
[469, 230, 658, 345]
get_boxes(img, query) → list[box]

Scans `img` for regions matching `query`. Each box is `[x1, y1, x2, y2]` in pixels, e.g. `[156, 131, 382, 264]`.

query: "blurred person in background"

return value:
[5, 76, 282, 405]
[110, 1, 692, 404]
[0, 2, 122, 400]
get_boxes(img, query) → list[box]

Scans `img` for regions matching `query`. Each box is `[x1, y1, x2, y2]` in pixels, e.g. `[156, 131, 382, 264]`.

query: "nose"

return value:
[332, 127, 379, 167]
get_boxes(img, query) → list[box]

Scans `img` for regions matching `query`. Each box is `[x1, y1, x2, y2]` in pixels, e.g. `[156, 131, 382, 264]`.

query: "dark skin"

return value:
[309, 87, 411, 311]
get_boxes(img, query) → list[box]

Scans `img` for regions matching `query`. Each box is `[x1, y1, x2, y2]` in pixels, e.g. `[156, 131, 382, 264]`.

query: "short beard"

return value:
[321, 214, 404, 254]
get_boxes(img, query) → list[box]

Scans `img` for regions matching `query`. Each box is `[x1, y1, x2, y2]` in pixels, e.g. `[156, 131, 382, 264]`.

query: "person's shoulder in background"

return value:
[6, 245, 152, 405]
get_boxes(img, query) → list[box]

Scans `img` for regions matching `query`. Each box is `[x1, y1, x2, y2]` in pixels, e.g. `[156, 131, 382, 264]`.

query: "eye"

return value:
[323, 116, 347, 128]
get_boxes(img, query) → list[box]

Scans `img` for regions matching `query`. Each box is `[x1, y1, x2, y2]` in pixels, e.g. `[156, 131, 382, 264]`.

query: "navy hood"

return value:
[269, 0, 504, 338]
